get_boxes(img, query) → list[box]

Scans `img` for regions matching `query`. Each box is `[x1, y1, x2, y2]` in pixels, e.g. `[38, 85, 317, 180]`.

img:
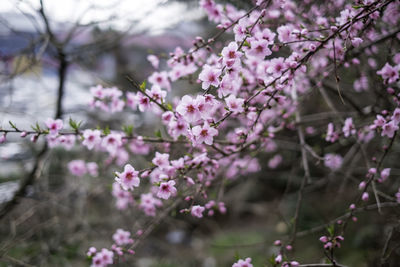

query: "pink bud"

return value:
[20, 131, 28, 138]
[319, 236, 328, 243]
[286, 245, 292, 251]
[352, 216, 358, 222]
[359, 181, 366, 190]
[324, 242, 332, 249]
[0, 134, 6, 144]
[349, 204, 356, 210]
[362, 192, 369, 201]
[275, 254, 282, 263]
[274, 240, 282, 246]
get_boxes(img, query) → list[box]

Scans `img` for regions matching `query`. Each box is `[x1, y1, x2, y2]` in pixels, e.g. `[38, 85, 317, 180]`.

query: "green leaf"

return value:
[139, 81, 146, 91]
[122, 125, 133, 136]
[8, 121, 18, 130]
[166, 103, 173, 111]
[154, 129, 162, 138]
[103, 126, 110, 135]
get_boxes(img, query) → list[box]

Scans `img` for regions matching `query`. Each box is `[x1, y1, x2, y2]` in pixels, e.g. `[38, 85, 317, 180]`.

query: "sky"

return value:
[0, 0, 204, 34]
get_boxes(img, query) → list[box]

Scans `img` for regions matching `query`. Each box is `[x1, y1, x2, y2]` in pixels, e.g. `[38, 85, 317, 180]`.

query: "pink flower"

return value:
[381, 121, 398, 138]
[191, 205, 205, 218]
[232, 257, 253, 267]
[112, 229, 133, 246]
[87, 162, 98, 177]
[146, 85, 167, 104]
[225, 94, 244, 114]
[277, 25, 293, 43]
[102, 133, 123, 155]
[176, 95, 201, 123]
[198, 64, 221, 90]
[192, 122, 218, 145]
[268, 154, 282, 169]
[233, 18, 250, 42]
[139, 193, 162, 216]
[377, 63, 399, 84]
[267, 57, 286, 76]
[45, 118, 63, 136]
[82, 129, 102, 150]
[68, 160, 87, 177]
[91, 248, 113, 267]
[392, 108, 400, 123]
[247, 39, 272, 58]
[379, 168, 390, 183]
[136, 92, 151, 112]
[342, 117, 356, 137]
[148, 71, 171, 91]
[221, 42, 242, 68]
[324, 153, 343, 171]
[147, 54, 159, 69]
[115, 164, 140, 191]
[351, 37, 363, 47]
[157, 180, 177, 199]
[87, 247, 97, 257]
[152, 152, 170, 170]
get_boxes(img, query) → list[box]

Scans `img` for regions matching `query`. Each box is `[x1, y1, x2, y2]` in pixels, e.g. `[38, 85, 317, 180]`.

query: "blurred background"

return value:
[0, 0, 400, 266]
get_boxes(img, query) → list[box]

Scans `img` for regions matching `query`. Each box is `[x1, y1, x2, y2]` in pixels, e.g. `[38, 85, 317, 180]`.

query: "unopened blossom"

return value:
[192, 122, 218, 145]
[362, 192, 369, 201]
[152, 152, 170, 170]
[157, 180, 177, 200]
[68, 160, 87, 177]
[112, 229, 133, 246]
[377, 63, 399, 84]
[82, 129, 102, 150]
[232, 257, 253, 267]
[0, 133, 6, 144]
[45, 118, 63, 136]
[176, 95, 201, 123]
[225, 94, 244, 114]
[115, 164, 140, 191]
[191, 205, 205, 218]
[198, 64, 222, 89]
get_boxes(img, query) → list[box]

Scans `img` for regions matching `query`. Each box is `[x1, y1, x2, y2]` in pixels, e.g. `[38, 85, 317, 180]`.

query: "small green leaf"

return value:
[139, 81, 146, 91]
[103, 126, 110, 135]
[154, 129, 162, 138]
[166, 103, 173, 111]
[8, 121, 18, 130]
[122, 125, 133, 136]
